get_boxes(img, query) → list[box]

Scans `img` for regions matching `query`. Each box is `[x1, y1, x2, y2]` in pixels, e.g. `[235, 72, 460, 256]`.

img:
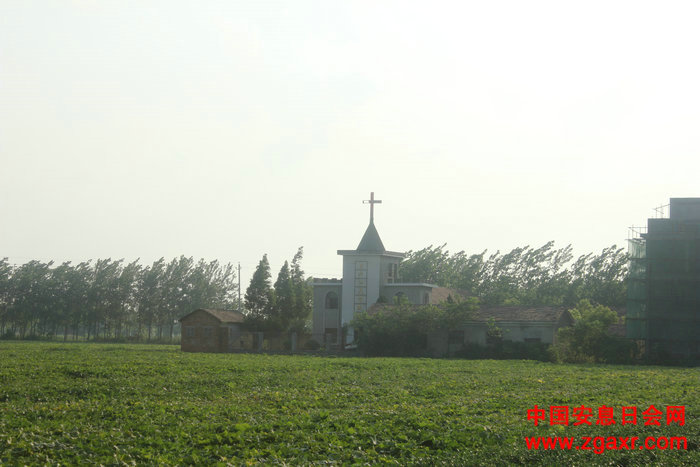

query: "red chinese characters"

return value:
[527, 405, 686, 426]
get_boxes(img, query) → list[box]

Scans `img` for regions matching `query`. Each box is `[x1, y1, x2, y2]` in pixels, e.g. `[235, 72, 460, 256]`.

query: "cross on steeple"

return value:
[363, 192, 382, 223]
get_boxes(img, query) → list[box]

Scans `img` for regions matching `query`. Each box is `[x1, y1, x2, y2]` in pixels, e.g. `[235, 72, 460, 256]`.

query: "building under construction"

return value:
[627, 198, 700, 363]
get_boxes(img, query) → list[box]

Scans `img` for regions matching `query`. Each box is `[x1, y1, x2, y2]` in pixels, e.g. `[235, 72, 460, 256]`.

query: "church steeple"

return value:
[357, 192, 385, 252]
[357, 221, 385, 252]
[332, 192, 406, 347]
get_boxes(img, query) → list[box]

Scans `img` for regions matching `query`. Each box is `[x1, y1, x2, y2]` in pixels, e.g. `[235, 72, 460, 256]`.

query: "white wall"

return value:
[341, 253, 382, 342]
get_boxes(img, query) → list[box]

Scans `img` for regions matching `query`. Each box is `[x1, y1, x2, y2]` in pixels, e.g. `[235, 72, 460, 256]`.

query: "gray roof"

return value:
[367, 304, 570, 324]
[356, 221, 386, 253]
[470, 306, 567, 323]
[180, 308, 244, 324]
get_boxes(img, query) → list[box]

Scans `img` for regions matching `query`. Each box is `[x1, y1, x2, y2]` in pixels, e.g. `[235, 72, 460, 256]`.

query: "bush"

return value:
[550, 300, 635, 364]
[352, 299, 479, 357]
[303, 339, 321, 351]
[1, 330, 16, 340]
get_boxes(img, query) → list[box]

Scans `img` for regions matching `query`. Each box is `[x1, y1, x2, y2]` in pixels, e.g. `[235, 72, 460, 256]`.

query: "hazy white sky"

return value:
[2, 1, 699, 285]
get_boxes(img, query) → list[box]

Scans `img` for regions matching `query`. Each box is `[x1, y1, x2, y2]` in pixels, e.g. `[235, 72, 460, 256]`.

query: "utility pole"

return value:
[237, 262, 242, 312]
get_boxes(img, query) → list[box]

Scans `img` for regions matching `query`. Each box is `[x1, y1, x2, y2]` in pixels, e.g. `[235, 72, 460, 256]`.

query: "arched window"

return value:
[325, 291, 339, 309]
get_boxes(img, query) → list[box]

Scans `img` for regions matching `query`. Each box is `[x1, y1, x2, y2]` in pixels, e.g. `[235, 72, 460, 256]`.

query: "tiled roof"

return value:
[471, 306, 566, 323]
[367, 303, 568, 324]
[180, 308, 244, 323]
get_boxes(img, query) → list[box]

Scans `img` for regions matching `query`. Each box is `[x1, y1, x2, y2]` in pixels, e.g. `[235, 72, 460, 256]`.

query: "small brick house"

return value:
[179, 308, 246, 353]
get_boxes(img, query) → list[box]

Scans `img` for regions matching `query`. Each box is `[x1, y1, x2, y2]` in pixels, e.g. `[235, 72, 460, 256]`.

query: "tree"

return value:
[0, 255, 237, 342]
[86, 258, 123, 340]
[566, 246, 628, 308]
[0, 258, 11, 336]
[399, 242, 626, 309]
[273, 261, 294, 331]
[137, 258, 165, 341]
[162, 256, 194, 341]
[64, 261, 92, 340]
[8, 260, 53, 338]
[111, 260, 141, 339]
[244, 254, 275, 331]
[187, 259, 237, 311]
[400, 244, 485, 292]
[551, 299, 633, 363]
[289, 247, 312, 332]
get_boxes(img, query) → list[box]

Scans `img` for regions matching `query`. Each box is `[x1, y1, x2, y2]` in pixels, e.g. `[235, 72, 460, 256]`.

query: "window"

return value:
[185, 327, 195, 338]
[325, 291, 339, 309]
[387, 263, 398, 283]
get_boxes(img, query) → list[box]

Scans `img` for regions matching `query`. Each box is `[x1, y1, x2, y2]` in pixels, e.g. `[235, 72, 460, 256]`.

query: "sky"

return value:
[2, 1, 700, 286]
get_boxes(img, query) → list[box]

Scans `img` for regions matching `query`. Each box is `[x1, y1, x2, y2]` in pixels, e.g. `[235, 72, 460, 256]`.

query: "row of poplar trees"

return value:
[398, 241, 628, 309]
[0, 256, 236, 341]
[244, 247, 312, 334]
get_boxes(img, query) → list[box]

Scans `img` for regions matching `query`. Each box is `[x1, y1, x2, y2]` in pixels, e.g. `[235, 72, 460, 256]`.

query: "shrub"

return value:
[550, 299, 634, 364]
[1, 330, 15, 340]
[352, 299, 479, 357]
[303, 339, 321, 351]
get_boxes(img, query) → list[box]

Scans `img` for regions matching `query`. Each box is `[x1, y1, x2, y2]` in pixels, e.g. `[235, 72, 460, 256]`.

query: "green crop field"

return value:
[0, 342, 697, 465]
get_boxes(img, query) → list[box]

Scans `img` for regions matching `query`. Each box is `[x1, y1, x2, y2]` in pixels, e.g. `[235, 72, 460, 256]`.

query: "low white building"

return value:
[428, 306, 575, 356]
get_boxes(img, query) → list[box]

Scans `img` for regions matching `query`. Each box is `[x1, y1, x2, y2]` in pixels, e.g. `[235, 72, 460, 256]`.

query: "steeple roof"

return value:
[356, 221, 385, 253]
[337, 192, 404, 257]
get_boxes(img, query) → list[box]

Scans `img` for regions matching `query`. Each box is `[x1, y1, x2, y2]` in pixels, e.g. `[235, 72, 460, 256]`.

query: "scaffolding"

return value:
[626, 199, 700, 363]
[625, 235, 647, 340]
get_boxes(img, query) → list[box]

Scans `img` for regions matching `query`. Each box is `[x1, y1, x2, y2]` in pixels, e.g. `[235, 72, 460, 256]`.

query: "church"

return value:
[311, 193, 440, 347]
[311, 193, 574, 353]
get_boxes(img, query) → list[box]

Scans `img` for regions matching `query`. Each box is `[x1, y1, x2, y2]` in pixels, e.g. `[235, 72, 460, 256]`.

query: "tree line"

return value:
[399, 241, 628, 308]
[1, 241, 626, 343]
[0, 256, 237, 341]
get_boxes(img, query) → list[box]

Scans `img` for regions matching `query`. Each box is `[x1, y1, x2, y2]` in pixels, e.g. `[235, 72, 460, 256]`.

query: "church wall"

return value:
[341, 259, 354, 327]
[379, 256, 401, 284]
[341, 254, 382, 328]
[365, 256, 382, 310]
[312, 283, 341, 340]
